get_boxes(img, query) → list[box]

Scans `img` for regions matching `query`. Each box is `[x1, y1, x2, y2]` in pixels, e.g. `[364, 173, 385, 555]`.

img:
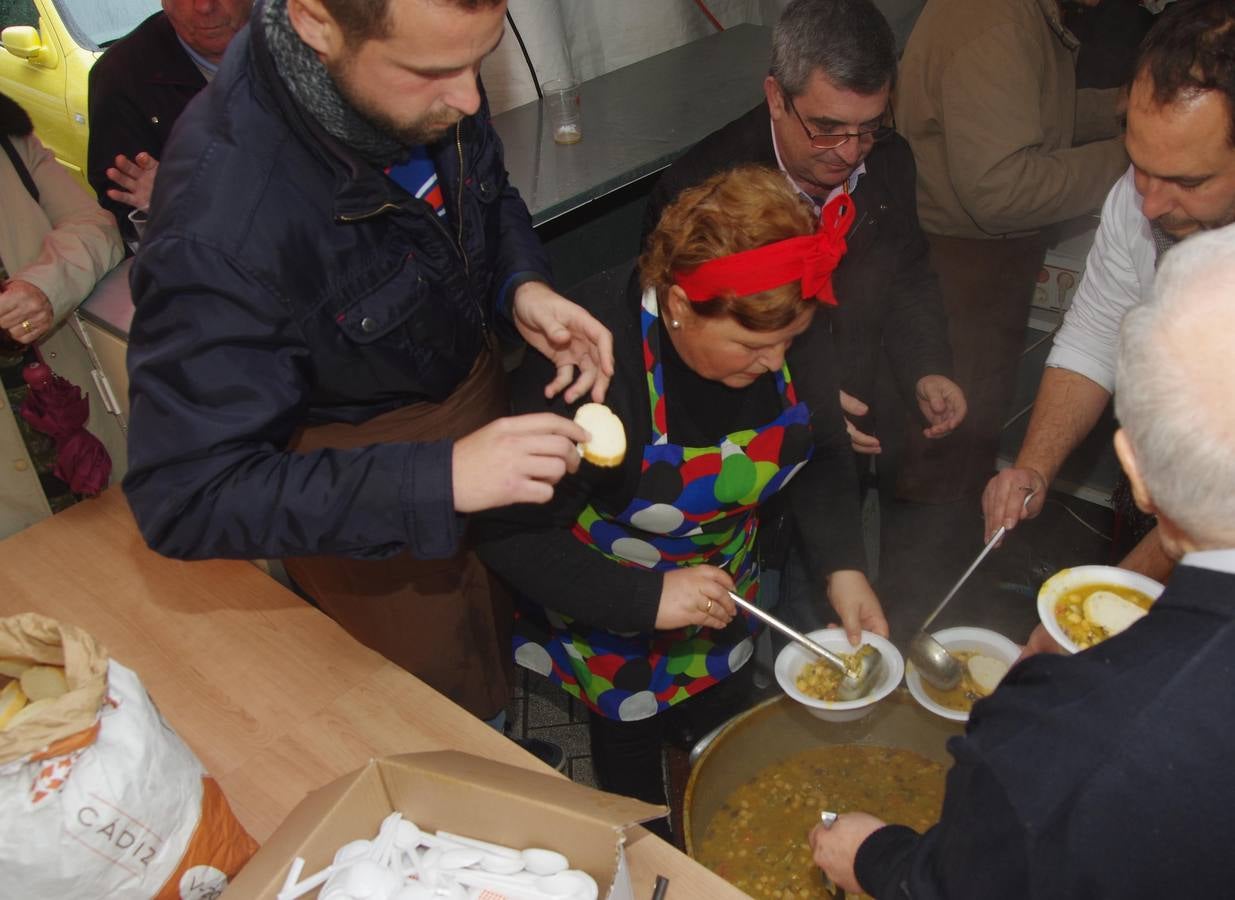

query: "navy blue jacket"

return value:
[123, 18, 550, 562]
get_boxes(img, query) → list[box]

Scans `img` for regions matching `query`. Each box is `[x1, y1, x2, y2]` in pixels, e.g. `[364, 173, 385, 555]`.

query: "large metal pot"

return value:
[683, 689, 964, 855]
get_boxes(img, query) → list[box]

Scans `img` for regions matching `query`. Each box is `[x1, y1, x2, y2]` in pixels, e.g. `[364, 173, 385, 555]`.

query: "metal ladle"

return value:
[908, 491, 1036, 690]
[727, 591, 882, 701]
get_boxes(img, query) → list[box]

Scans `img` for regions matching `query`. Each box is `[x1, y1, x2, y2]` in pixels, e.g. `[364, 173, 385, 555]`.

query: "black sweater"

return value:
[474, 267, 865, 633]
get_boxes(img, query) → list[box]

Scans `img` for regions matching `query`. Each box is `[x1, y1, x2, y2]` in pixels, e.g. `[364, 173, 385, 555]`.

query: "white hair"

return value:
[1115, 223, 1235, 544]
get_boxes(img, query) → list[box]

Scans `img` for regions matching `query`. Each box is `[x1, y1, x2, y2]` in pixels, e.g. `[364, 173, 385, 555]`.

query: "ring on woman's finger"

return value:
[20, 320, 32, 333]
[705, 598, 713, 614]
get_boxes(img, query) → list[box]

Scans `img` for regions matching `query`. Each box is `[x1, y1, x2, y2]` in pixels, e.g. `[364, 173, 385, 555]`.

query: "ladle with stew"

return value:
[726, 591, 882, 701]
[908, 491, 1036, 691]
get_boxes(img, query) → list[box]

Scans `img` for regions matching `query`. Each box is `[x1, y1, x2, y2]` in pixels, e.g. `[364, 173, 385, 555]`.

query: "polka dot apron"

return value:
[513, 288, 815, 721]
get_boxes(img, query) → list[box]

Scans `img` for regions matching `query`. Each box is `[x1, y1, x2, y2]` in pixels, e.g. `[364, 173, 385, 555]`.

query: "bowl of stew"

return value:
[1037, 565, 1164, 653]
[773, 629, 903, 722]
[905, 626, 1020, 722]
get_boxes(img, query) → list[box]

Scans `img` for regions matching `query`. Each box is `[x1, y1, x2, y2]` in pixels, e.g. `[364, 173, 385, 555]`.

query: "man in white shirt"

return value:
[812, 217, 1235, 900]
[982, 0, 1235, 588]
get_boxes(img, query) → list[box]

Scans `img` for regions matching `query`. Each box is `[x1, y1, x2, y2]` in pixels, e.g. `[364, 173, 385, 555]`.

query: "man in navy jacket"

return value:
[123, 0, 612, 722]
[810, 224, 1235, 897]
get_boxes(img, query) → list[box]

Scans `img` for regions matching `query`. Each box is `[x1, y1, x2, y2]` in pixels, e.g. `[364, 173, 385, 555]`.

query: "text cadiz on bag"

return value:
[0, 613, 257, 898]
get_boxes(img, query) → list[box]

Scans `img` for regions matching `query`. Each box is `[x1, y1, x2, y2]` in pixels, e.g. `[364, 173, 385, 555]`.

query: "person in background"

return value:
[122, 0, 613, 743]
[983, 0, 1235, 597]
[810, 221, 1235, 899]
[87, 0, 253, 243]
[478, 166, 887, 839]
[892, 0, 1127, 504]
[645, 0, 962, 466]
[643, 0, 963, 630]
[0, 92, 124, 538]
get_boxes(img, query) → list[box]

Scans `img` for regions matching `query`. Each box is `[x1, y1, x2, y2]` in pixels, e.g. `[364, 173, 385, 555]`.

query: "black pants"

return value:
[587, 662, 756, 838]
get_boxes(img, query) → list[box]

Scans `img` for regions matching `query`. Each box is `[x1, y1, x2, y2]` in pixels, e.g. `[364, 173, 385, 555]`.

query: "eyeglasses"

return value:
[784, 93, 895, 151]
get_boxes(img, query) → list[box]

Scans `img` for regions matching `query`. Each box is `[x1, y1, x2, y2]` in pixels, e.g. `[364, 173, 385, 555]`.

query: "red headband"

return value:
[672, 193, 856, 306]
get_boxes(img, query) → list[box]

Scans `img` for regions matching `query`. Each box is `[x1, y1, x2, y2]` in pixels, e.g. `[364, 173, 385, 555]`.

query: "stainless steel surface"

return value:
[492, 25, 770, 226]
[77, 258, 134, 340]
[727, 591, 881, 701]
[683, 693, 963, 857]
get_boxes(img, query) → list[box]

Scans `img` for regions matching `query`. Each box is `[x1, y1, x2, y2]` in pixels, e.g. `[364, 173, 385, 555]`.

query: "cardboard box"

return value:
[222, 751, 665, 900]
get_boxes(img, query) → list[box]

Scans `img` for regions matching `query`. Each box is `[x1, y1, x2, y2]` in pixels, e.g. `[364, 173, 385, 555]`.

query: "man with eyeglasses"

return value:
[642, 0, 962, 628]
[892, 0, 1128, 506]
[645, 0, 963, 468]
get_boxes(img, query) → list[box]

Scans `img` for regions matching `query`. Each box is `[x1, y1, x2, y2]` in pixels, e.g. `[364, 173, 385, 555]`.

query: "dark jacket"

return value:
[475, 266, 864, 632]
[856, 563, 1235, 899]
[123, 19, 550, 563]
[87, 12, 206, 242]
[643, 103, 952, 418]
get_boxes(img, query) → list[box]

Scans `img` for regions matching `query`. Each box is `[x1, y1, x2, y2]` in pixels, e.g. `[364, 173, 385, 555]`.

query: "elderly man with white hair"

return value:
[808, 223, 1235, 898]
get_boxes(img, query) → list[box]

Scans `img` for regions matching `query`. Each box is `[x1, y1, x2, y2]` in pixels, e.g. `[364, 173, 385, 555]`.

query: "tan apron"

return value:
[284, 349, 512, 720]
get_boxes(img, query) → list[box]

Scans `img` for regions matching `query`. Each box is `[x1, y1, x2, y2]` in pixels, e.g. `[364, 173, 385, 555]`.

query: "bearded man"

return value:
[123, 0, 613, 729]
[982, 0, 1235, 588]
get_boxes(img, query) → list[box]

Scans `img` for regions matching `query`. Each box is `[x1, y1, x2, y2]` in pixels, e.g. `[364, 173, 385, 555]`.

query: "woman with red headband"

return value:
[476, 165, 887, 834]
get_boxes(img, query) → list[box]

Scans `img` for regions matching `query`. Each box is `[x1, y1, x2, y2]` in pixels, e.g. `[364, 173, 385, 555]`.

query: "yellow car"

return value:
[0, 0, 158, 182]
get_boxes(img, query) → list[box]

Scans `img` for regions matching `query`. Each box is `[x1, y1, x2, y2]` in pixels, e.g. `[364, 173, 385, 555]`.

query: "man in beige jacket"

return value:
[893, 0, 1127, 502]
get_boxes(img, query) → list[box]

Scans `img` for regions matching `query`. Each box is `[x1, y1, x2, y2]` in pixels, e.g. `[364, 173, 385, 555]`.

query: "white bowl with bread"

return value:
[905, 626, 1020, 722]
[1037, 565, 1164, 654]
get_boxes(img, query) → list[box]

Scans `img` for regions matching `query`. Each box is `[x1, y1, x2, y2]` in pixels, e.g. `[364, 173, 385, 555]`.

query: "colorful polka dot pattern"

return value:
[513, 288, 815, 721]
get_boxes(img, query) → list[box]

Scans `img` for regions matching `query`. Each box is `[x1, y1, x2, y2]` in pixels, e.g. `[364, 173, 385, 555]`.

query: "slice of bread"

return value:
[574, 403, 626, 467]
[1083, 590, 1147, 636]
[20, 665, 68, 702]
[0, 680, 27, 730]
[966, 654, 1009, 696]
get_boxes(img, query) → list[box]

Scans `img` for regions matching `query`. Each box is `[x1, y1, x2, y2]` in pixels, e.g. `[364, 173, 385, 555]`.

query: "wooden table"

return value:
[0, 488, 745, 899]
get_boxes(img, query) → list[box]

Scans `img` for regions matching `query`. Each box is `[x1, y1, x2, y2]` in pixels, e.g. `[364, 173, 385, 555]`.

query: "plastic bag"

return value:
[0, 613, 258, 898]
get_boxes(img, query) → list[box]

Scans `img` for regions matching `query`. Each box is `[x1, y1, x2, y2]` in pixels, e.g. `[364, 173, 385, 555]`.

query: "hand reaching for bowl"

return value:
[1016, 622, 1065, 662]
[826, 570, 889, 646]
[656, 566, 736, 630]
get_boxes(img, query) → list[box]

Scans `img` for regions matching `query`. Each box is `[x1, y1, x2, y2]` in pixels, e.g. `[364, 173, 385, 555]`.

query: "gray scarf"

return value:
[260, 0, 409, 167]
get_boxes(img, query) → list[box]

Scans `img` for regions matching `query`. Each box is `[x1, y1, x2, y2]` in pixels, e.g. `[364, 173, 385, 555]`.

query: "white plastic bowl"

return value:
[905, 626, 1021, 722]
[1037, 565, 1164, 654]
[774, 629, 904, 722]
